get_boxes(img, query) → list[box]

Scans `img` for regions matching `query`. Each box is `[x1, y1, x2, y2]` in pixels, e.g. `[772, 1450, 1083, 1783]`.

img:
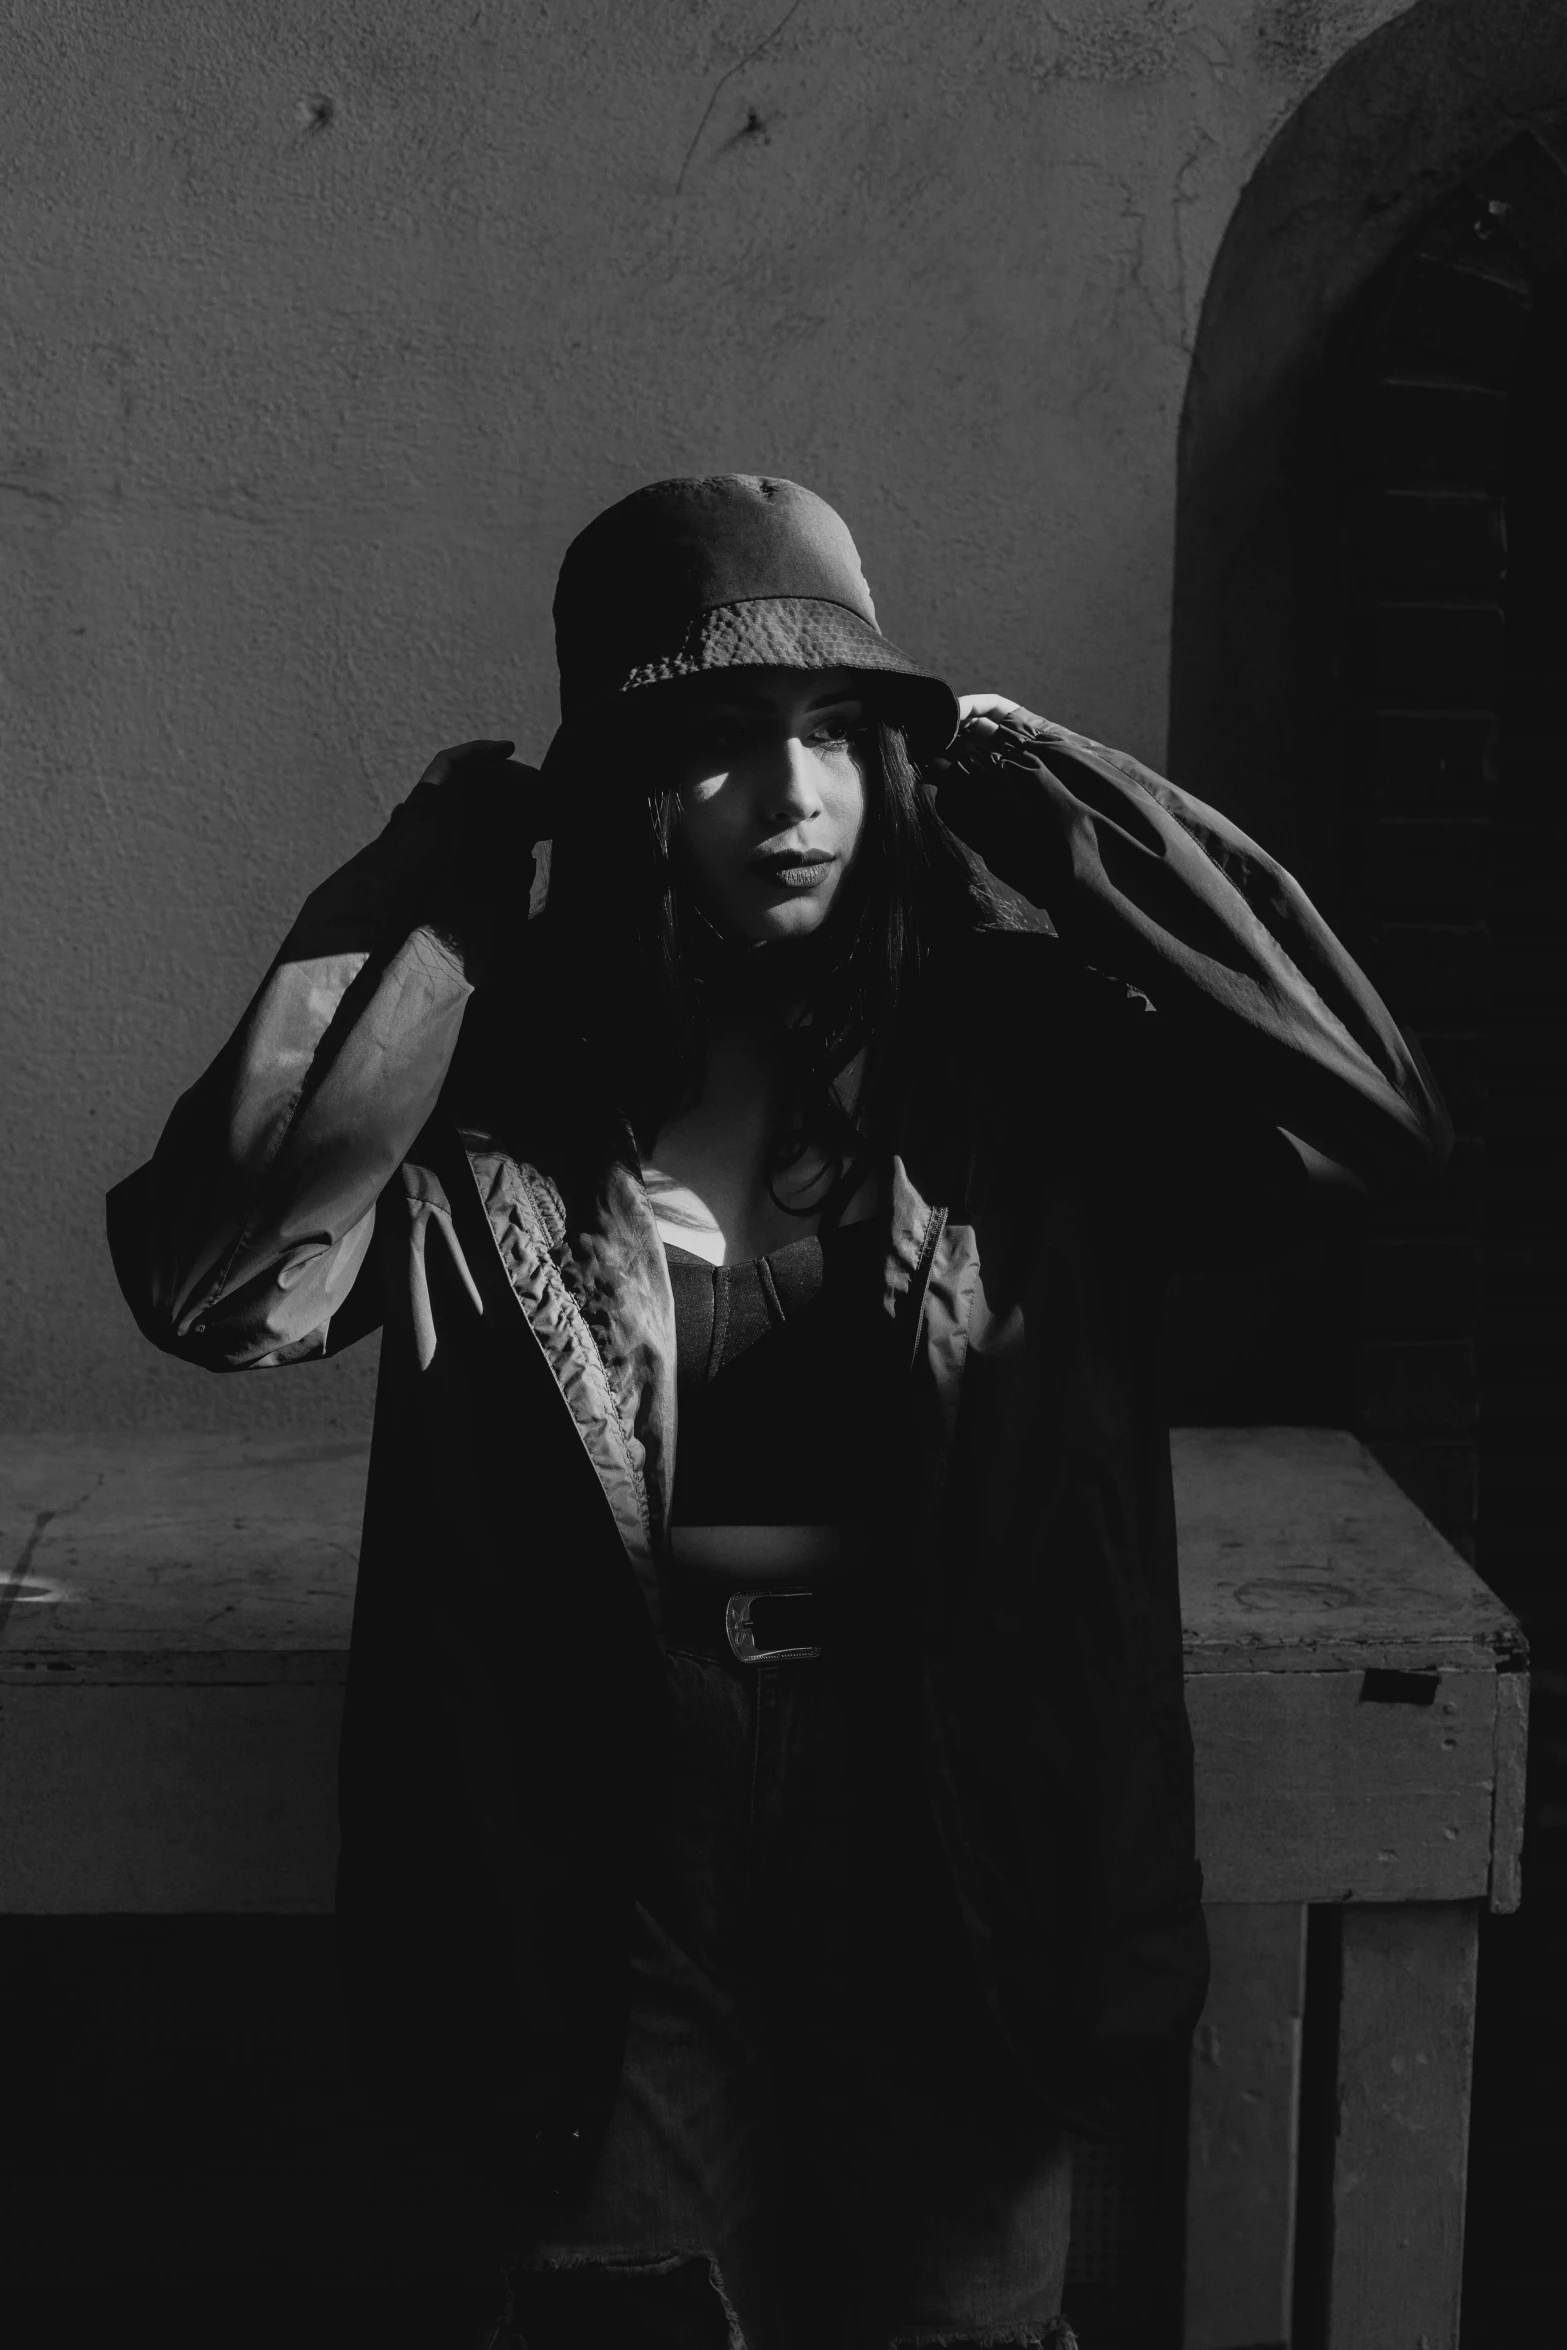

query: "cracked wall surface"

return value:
[0, 0, 1414, 1431]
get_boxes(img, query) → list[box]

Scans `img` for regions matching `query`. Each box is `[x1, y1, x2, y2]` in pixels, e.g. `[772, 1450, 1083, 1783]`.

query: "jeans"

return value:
[505, 1634, 1075, 2349]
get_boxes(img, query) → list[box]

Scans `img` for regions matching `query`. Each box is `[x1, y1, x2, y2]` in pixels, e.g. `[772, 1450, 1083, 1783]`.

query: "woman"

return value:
[109, 475, 1449, 2349]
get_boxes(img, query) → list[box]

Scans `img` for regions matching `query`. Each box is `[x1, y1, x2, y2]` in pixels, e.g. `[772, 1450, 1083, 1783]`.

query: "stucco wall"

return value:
[1, 0, 1413, 1433]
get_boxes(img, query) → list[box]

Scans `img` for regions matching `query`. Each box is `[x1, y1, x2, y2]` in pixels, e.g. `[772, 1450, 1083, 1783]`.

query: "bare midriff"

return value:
[664, 1524, 868, 1581]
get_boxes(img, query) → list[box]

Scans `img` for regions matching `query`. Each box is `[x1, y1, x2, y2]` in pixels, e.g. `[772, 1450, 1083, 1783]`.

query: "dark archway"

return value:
[1303, 151, 1567, 1583]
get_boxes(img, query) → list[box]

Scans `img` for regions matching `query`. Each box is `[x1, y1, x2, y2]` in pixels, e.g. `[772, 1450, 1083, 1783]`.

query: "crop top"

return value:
[666, 1220, 890, 1527]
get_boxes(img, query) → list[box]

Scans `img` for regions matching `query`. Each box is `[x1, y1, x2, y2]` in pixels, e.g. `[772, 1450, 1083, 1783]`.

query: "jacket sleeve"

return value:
[937, 708, 1452, 1194]
[106, 749, 537, 1371]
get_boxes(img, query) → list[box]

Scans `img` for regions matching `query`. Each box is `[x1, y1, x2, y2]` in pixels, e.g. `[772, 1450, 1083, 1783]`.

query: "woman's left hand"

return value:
[954, 693, 1024, 726]
[931, 694, 1059, 909]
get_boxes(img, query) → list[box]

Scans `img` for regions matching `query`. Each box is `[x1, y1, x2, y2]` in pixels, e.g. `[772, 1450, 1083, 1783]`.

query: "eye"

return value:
[805, 708, 863, 748]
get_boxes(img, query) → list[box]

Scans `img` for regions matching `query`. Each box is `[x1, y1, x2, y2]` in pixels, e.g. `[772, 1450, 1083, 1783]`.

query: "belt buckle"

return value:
[724, 1589, 822, 1666]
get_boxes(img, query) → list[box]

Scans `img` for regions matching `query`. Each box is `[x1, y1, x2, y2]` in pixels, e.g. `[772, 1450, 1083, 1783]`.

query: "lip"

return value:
[750, 850, 836, 891]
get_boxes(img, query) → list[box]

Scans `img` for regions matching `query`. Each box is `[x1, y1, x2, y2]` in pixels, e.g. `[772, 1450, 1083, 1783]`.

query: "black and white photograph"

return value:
[2, 4, 1564, 2343]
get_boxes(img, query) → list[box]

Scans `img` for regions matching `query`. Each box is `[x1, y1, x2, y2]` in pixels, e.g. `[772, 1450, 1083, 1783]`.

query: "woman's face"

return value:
[666, 668, 869, 944]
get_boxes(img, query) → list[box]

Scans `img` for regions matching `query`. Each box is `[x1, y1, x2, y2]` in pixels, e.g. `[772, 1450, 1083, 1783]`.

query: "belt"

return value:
[659, 1577, 859, 1665]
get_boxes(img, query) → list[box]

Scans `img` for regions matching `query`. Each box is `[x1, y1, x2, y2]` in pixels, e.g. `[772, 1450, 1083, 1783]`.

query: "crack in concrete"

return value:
[0, 1479, 99, 1640]
[0, 479, 66, 508]
[675, 0, 805, 193]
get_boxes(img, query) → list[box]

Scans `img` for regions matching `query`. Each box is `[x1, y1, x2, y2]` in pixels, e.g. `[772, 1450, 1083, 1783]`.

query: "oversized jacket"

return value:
[107, 707, 1451, 2175]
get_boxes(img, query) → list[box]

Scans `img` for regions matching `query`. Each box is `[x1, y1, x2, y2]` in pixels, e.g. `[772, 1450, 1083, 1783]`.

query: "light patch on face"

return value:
[670, 668, 869, 944]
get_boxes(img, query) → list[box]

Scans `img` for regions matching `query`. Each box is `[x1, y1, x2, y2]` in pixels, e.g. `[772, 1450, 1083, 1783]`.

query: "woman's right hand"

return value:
[106, 736, 552, 1371]
[387, 738, 550, 985]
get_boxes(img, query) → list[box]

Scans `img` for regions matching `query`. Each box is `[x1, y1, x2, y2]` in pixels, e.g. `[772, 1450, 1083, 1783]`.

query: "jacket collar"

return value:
[454, 1118, 675, 1626]
[886, 1153, 949, 1367]
[453, 1128, 960, 1618]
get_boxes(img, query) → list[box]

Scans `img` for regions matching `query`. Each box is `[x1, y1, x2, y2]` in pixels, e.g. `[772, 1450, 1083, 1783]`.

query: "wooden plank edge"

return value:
[0, 1651, 350, 1687]
[1489, 1666, 1529, 1914]
[1180, 1637, 1519, 1675]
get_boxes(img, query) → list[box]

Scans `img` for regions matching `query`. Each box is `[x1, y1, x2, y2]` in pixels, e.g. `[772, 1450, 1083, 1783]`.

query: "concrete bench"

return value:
[0, 1426, 1526, 2346]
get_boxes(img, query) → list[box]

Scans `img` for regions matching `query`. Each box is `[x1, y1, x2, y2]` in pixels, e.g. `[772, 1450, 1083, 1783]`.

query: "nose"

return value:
[761, 735, 824, 828]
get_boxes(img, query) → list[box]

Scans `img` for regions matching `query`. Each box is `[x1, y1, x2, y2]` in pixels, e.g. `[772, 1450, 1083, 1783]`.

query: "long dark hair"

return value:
[517, 707, 1017, 1207]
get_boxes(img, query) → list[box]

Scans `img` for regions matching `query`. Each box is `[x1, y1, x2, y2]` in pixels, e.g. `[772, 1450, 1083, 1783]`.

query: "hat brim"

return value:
[547, 596, 959, 774]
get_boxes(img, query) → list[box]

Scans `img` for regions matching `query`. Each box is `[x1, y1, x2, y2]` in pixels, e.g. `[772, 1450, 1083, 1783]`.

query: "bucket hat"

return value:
[544, 474, 959, 772]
